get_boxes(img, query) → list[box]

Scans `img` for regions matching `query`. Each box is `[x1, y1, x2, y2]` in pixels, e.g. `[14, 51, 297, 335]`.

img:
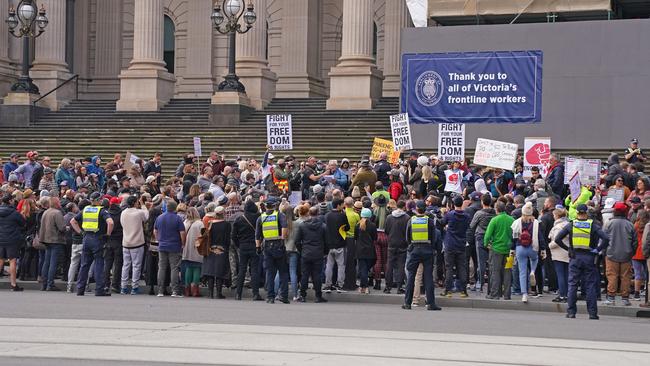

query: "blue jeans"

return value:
[553, 260, 569, 298]
[515, 245, 538, 295]
[275, 251, 299, 298]
[42, 243, 64, 289]
[357, 258, 374, 288]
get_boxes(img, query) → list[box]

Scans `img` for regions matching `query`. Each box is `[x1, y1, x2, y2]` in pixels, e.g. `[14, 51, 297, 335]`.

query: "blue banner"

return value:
[401, 50, 543, 124]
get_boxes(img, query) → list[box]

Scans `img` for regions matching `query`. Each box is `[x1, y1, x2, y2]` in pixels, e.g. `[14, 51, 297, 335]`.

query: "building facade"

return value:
[0, 0, 413, 111]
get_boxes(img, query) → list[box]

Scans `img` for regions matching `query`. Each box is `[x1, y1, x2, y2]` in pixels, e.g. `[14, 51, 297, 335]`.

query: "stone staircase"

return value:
[0, 97, 634, 179]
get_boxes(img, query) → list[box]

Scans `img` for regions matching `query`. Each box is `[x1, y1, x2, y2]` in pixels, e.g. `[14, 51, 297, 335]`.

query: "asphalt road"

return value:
[0, 291, 649, 365]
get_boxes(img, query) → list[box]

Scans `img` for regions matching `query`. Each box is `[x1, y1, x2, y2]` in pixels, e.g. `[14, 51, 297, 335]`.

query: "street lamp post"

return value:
[5, 0, 48, 94]
[211, 0, 256, 93]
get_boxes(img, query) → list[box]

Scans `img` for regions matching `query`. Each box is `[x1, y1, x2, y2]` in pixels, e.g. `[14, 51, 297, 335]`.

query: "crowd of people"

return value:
[0, 139, 648, 317]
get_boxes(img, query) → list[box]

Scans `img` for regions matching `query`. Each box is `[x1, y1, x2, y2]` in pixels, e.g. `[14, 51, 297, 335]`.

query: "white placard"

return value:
[390, 113, 413, 151]
[569, 171, 582, 202]
[438, 123, 465, 162]
[523, 137, 551, 178]
[266, 114, 293, 150]
[473, 138, 518, 171]
[563, 157, 601, 186]
[193, 137, 202, 157]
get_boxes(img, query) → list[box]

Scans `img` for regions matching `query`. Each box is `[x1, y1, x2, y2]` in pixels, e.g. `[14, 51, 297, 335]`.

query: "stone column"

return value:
[91, 0, 123, 98]
[30, 0, 73, 110]
[382, 0, 410, 97]
[235, 0, 277, 109]
[177, 0, 213, 98]
[116, 0, 175, 111]
[0, 4, 15, 99]
[275, 0, 325, 98]
[326, 0, 383, 110]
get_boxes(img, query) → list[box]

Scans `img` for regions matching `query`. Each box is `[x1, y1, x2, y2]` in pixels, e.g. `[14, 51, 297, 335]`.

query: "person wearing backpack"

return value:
[510, 202, 547, 303]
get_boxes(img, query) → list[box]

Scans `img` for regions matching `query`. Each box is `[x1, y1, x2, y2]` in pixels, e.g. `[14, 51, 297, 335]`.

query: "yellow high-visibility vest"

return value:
[411, 216, 429, 243]
[572, 219, 592, 249]
[261, 211, 281, 240]
[81, 206, 102, 233]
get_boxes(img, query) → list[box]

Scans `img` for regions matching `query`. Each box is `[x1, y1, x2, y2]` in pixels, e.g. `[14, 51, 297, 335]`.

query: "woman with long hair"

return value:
[127, 165, 145, 189]
[202, 206, 231, 299]
[548, 208, 570, 303]
[183, 207, 205, 297]
[632, 210, 650, 301]
[627, 177, 650, 207]
[18, 197, 38, 281]
[75, 166, 89, 190]
[511, 202, 547, 303]
[274, 202, 301, 301]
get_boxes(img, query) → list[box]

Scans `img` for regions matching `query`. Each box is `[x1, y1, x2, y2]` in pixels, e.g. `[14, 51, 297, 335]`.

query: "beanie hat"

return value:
[522, 202, 534, 216]
[534, 179, 546, 190]
[417, 156, 429, 167]
[360, 208, 372, 218]
[244, 200, 258, 214]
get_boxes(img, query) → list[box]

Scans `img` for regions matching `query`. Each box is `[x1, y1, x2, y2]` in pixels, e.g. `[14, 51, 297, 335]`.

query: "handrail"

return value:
[33, 74, 79, 106]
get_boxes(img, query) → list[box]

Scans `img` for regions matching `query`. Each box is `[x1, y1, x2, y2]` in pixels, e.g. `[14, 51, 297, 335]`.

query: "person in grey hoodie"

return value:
[383, 200, 410, 293]
[603, 202, 637, 306]
[469, 193, 495, 292]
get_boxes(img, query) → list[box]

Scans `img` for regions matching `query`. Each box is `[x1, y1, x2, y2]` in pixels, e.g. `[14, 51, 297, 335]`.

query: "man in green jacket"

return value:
[484, 201, 514, 299]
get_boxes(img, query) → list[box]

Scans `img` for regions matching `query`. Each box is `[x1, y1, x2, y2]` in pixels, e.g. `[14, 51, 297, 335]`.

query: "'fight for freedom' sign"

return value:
[401, 50, 543, 124]
[266, 114, 293, 150]
[390, 113, 413, 151]
[437, 123, 465, 162]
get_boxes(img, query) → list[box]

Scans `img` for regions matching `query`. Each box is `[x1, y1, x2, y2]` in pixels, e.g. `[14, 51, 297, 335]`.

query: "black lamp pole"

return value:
[211, 0, 256, 93]
[6, 0, 49, 94]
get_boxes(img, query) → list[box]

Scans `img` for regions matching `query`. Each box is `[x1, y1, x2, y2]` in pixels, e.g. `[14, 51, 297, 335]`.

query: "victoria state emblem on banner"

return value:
[415, 71, 444, 106]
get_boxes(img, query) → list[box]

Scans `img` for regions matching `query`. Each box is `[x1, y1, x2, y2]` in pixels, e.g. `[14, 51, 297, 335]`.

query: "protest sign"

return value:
[124, 151, 140, 170]
[438, 123, 465, 162]
[569, 171, 582, 202]
[402, 50, 543, 124]
[266, 114, 293, 150]
[563, 157, 601, 186]
[473, 138, 518, 171]
[370, 137, 400, 165]
[390, 113, 413, 150]
[608, 188, 625, 203]
[523, 137, 551, 177]
[193, 137, 202, 157]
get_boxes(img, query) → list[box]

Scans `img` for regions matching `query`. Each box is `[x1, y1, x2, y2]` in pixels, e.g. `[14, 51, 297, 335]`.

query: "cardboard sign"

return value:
[390, 113, 413, 151]
[370, 137, 400, 165]
[267, 114, 293, 150]
[569, 171, 582, 202]
[124, 151, 140, 170]
[608, 187, 625, 203]
[473, 138, 518, 171]
[564, 157, 601, 186]
[193, 137, 202, 157]
[438, 123, 465, 162]
[523, 137, 551, 178]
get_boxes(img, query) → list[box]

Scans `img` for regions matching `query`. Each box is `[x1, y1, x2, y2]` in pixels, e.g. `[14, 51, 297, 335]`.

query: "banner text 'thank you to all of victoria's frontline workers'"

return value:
[446, 72, 527, 105]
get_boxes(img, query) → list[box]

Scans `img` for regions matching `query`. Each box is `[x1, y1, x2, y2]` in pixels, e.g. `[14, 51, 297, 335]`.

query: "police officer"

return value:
[554, 204, 609, 319]
[402, 200, 442, 311]
[255, 196, 290, 304]
[70, 192, 114, 296]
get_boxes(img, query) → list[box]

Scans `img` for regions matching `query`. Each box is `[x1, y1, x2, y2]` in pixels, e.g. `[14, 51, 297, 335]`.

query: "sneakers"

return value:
[460, 292, 468, 298]
[621, 298, 632, 306]
[427, 304, 442, 311]
[323, 286, 332, 294]
[66, 284, 74, 293]
[442, 291, 452, 298]
[120, 288, 129, 295]
[566, 313, 576, 319]
[602, 296, 615, 306]
[297, 296, 306, 303]
[401, 304, 412, 310]
[522, 294, 528, 303]
[10, 284, 23, 292]
[383, 288, 391, 294]
[633, 294, 641, 301]
[589, 315, 600, 320]
[529, 272, 536, 287]
[336, 286, 346, 293]
[171, 292, 184, 298]
[131, 287, 140, 295]
[157, 293, 165, 297]
[397, 287, 405, 295]
[292, 296, 300, 302]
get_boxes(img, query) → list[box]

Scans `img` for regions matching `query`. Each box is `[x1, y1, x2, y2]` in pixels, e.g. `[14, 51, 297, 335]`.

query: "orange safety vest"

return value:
[271, 167, 289, 192]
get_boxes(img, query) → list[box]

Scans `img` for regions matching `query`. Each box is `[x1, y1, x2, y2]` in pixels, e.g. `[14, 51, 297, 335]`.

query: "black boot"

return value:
[373, 279, 382, 291]
[208, 277, 215, 299]
[215, 279, 226, 299]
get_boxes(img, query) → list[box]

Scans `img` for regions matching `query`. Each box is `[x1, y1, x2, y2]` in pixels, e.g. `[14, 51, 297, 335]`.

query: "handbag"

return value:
[31, 232, 46, 251]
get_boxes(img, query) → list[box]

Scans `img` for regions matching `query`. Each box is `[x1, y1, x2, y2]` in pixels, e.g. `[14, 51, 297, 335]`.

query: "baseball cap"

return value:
[109, 197, 122, 206]
[630, 196, 642, 204]
[575, 204, 588, 214]
[120, 176, 130, 182]
[469, 191, 482, 201]
[265, 196, 277, 206]
[9, 153, 18, 158]
[614, 202, 628, 213]
[43, 167, 54, 174]
[89, 192, 102, 201]
[267, 153, 275, 160]
[631, 138, 639, 144]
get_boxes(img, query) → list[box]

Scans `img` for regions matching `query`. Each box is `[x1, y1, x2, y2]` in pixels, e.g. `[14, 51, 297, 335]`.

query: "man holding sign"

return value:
[267, 115, 293, 150]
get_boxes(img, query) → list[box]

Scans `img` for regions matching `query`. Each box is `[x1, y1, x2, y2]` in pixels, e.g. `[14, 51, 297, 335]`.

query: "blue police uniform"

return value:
[403, 214, 442, 310]
[554, 211, 609, 319]
[74, 206, 112, 296]
[255, 208, 289, 303]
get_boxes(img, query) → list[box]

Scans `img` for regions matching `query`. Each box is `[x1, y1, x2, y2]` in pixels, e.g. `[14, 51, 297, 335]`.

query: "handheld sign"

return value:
[569, 171, 582, 202]
[193, 137, 202, 157]
[390, 113, 413, 151]
[267, 114, 293, 150]
[370, 137, 400, 165]
[438, 123, 465, 162]
[523, 137, 551, 177]
[124, 151, 140, 170]
[473, 138, 518, 171]
[563, 157, 601, 186]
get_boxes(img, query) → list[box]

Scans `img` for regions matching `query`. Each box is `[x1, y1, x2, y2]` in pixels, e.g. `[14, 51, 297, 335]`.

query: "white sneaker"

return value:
[324, 286, 332, 294]
[157, 293, 164, 297]
[522, 294, 528, 303]
[529, 272, 536, 287]
[292, 296, 300, 302]
[171, 293, 184, 298]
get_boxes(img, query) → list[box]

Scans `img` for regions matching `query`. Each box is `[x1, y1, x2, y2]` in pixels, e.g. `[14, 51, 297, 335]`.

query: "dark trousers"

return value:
[404, 245, 436, 306]
[145, 249, 170, 289]
[567, 252, 599, 317]
[466, 241, 478, 284]
[358, 258, 374, 288]
[300, 257, 323, 298]
[343, 238, 357, 290]
[103, 242, 123, 291]
[77, 235, 105, 295]
[385, 247, 406, 289]
[237, 248, 260, 297]
[264, 249, 288, 300]
[488, 251, 508, 298]
[444, 250, 467, 292]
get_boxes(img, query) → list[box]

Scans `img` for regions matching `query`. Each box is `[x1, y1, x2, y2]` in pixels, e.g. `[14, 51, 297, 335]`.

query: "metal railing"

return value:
[33, 74, 79, 106]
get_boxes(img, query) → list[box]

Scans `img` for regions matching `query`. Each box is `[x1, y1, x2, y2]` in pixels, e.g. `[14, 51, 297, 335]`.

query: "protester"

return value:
[154, 200, 186, 298]
[0, 193, 26, 291]
[120, 195, 149, 295]
[548, 208, 570, 303]
[295, 206, 328, 303]
[441, 195, 470, 298]
[39, 197, 66, 291]
[355, 208, 377, 294]
[603, 202, 637, 306]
